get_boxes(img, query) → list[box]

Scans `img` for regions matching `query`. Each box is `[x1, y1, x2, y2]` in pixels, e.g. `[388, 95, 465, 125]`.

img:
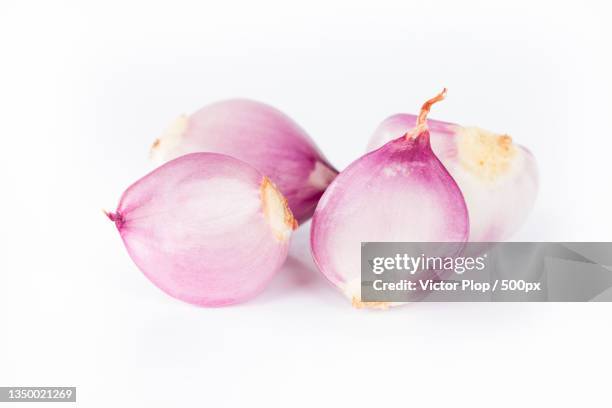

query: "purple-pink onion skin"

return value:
[150, 99, 338, 224]
[107, 153, 296, 307]
[368, 114, 538, 242]
[311, 128, 469, 307]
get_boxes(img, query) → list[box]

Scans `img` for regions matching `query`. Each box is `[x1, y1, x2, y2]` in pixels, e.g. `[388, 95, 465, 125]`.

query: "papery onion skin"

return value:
[368, 114, 538, 242]
[150, 99, 338, 224]
[311, 91, 469, 306]
[107, 153, 296, 307]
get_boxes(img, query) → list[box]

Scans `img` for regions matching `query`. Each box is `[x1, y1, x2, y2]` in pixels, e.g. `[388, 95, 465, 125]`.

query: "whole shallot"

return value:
[311, 89, 469, 307]
[150, 99, 338, 223]
[107, 153, 296, 307]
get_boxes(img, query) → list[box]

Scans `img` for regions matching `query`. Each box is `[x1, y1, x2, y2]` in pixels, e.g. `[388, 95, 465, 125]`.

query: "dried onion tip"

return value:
[310, 89, 469, 307]
[150, 99, 338, 223]
[107, 153, 296, 307]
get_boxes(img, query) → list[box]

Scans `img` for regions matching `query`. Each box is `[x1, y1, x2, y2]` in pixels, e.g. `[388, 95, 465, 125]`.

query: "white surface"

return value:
[1, 0, 611, 407]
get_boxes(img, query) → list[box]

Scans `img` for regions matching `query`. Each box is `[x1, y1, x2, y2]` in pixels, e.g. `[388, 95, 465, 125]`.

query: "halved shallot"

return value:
[106, 153, 297, 307]
[150, 99, 338, 223]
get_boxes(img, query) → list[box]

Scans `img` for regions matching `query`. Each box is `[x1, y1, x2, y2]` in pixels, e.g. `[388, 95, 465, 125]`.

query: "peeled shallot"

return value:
[107, 153, 296, 307]
[311, 90, 469, 307]
[150, 99, 338, 223]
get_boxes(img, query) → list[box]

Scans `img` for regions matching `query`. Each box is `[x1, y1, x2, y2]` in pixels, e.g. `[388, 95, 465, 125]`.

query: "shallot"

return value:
[368, 99, 538, 242]
[310, 89, 469, 307]
[150, 99, 338, 223]
[106, 153, 296, 307]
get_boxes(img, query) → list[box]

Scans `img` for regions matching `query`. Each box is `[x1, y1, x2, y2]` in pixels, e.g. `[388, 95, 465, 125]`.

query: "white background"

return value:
[1, 0, 611, 406]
